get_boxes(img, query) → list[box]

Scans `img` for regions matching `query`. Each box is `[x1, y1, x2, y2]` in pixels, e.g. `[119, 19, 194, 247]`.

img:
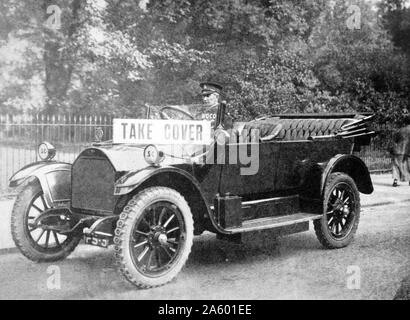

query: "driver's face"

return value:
[202, 92, 219, 107]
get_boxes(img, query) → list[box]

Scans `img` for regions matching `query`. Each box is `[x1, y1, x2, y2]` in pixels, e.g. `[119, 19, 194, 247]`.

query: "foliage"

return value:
[0, 0, 409, 125]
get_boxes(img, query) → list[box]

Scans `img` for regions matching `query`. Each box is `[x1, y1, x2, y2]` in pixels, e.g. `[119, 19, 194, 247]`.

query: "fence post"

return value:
[80, 115, 84, 143]
[56, 114, 59, 143]
[40, 113, 43, 142]
[6, 114, 13, 138]
[46, 114, 50, 141]
[107, 115, 111, 140]
[89, 114, 92, 142]
[102, 115, 105, 139]
[73, 114, 77, 143]
[68, 114, 71, 143]
[17, 113, 22, 140]
[93, 114, 96, 141]
[52, 114, 56, 143]
[24, 113, 29, 141]
[63, 114, 66, 143]
[35, 114, 38, 146]
[0, 113, 3, 140]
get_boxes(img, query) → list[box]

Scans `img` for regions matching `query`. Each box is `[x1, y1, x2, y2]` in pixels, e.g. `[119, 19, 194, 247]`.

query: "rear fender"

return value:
[321, 154, 373, 196]
[9, 161, 72, 208]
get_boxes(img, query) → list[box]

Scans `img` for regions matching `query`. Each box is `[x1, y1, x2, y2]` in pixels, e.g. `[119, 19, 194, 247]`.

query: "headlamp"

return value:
[38, 142, 56, 161]
[143, 145, 164, 166]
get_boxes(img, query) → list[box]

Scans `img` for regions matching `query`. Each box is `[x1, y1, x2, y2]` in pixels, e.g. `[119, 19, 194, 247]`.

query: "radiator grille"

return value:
[72, 157, 116, 214]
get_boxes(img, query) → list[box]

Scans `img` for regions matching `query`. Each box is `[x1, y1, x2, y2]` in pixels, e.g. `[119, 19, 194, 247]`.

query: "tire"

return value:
[114, 187, 194, 289]
[11, 180, 81, 262]
[314, 173, 360, 249]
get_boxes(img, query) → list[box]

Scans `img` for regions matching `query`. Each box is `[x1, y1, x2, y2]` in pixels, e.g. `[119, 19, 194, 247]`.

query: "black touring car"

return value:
[9, 104, 375, 288]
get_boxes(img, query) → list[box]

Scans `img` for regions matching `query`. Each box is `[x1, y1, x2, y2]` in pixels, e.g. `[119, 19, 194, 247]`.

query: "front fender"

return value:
[114, 166, 200, 196]
[9, 161, 72, 208]
[114, 166, 229, 235]
[321, 154, 373, 195]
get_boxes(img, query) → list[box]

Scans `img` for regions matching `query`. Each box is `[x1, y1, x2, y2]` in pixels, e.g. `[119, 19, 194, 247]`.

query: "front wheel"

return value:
[114, 187, 194, 288]
[314, 173, 360, 249]
[11, 180, 81, 262]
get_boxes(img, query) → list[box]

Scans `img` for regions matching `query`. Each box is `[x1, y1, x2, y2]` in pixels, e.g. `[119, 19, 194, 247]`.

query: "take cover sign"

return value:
[113, 119, 212, 145]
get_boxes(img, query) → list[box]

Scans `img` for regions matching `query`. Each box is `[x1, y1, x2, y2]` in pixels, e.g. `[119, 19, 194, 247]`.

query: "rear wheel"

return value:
[314, 173, 360, 249]
[11, 181, 81, 262]
[114, 187, 194, 288]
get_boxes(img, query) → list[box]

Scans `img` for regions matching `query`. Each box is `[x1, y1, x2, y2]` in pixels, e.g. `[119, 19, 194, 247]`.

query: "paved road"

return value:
[0, 200, 409, 300]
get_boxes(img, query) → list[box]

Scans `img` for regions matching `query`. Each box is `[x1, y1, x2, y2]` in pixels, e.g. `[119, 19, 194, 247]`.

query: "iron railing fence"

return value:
[354, 123, 394, 172]
[0, 113, 114, 144]
[0, 113, 114, 193]
[0, 112, 396, 193]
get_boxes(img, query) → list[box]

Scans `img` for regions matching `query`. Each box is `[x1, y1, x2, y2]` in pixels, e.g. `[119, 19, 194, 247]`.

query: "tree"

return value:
[380, 0, 410, 56]
[307, 0, 410, 123]
[1, 0, 409, 124]
[105, 0, 329, 118]
[0, 0, 150, 114]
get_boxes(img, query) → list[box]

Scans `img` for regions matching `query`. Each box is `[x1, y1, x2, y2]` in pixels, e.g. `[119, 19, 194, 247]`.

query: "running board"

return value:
[225, 213, 322, 234]
[214, 194, 301, 229]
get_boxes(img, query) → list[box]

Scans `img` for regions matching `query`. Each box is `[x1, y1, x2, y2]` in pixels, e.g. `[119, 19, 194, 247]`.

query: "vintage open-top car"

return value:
[9, 104, 376, 288]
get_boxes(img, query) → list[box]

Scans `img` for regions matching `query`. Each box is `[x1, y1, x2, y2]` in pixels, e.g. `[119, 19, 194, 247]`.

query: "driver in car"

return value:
[196, 81, 232, 130]
[197, 81, 222, 124]
[187, 81, 235, 162]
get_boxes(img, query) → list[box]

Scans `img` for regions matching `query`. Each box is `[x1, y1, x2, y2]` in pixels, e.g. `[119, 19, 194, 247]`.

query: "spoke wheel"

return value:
[11, 181, 81, 262]
[114, 187, 194, 288]
[325, 185, 355, 240]
[25, 193, 68, 252]
[314, 173, 360, 249]
[130, 202, 186, 276]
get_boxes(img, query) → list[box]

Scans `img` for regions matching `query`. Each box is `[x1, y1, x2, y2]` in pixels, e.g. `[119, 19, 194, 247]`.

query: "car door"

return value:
[218, 141, 279, 197]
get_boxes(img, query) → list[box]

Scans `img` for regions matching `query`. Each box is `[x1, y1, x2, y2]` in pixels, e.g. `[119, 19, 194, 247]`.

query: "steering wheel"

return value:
[159, 106, 195, 120]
